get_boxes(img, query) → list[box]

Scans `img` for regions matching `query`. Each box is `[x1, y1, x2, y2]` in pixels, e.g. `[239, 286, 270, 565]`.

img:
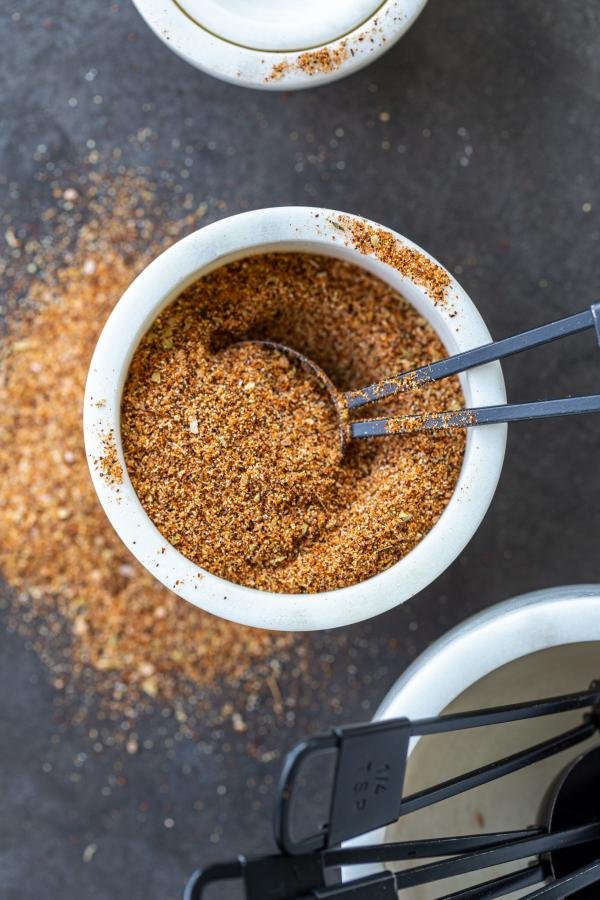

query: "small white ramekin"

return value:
[343, 585, 600, 887]
[132, 0, 428, 90]
[83, 206, 506, 632]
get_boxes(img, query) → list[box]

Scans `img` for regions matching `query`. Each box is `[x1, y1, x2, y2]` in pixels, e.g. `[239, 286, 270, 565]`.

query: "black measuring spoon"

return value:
[238, 302, 600, 447]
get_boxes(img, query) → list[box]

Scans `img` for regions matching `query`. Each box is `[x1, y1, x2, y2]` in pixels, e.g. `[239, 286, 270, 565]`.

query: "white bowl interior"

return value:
[384, 642, 600, 898]
[178, 0, 383, 51]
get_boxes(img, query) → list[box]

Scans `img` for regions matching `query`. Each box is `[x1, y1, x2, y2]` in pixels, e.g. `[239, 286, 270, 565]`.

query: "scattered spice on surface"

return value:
[336, 216, 452, 307]
[266, 41, 349, 82]
[0, 169, 295, 714]
[122, 253, 465, 593]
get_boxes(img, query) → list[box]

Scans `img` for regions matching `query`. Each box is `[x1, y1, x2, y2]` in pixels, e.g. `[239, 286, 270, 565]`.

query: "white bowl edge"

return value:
[131, 0, 429, 90]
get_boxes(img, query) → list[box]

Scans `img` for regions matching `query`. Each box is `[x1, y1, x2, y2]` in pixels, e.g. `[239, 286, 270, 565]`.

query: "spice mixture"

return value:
[122, 254, 466, 593]
[0, 169, 295, 718]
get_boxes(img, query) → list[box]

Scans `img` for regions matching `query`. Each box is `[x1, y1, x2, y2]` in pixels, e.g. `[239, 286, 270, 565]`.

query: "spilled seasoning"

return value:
[96, 431, 124, 486]
[267, 42, 349, 82]
[0, 167, 296, 721]
[264, 8, 400, 84]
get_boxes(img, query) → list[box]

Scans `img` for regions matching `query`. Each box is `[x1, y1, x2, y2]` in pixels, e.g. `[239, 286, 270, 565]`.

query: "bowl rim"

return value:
[342, 584, 600, 879]
[131, 0, 429, 90]
[83, 205, 507, 632]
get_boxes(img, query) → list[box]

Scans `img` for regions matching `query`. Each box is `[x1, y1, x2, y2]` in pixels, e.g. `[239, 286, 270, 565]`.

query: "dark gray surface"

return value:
[2, 1, 600, 898]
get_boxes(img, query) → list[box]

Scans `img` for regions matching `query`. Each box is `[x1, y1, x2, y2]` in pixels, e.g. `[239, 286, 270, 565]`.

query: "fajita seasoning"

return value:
[122, 253, 466, 593]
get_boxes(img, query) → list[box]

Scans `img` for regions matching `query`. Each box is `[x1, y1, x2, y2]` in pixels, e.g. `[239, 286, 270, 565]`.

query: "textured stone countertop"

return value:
[1, 2, 600, 897]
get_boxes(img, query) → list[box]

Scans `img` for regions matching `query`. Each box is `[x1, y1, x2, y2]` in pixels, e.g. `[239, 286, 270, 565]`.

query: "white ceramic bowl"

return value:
[83, 206, 506, 632]
[132, 0, 428, 90]
[344, 585, 600, 893]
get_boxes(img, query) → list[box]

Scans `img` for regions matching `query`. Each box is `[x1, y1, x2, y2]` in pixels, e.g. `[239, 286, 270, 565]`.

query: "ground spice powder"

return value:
[122, 254, 466, 593]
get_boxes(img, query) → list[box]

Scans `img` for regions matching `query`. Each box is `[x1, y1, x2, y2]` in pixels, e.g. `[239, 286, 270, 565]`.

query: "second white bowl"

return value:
[132, 0, 429, 90]
[343, 585, 600, 893]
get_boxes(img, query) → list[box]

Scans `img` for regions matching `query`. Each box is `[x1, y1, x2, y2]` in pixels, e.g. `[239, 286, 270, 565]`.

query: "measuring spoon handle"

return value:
[350, 394, 600, 438]
[345, 303, 600, 411]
